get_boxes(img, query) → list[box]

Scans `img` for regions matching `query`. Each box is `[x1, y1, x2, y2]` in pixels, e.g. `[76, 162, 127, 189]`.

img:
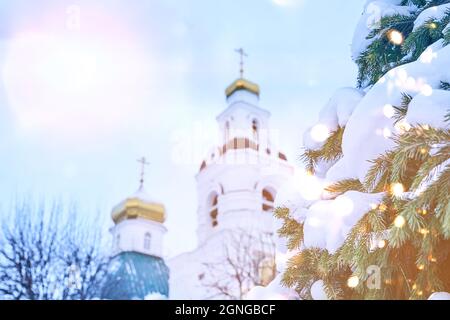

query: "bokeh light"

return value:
[293, 170, 324, 201]
[387, 29, 404, 45]
[383, 104, 395, 119]
[310, 124, 331, 143]
[347, 276, 359, 288]
[394, 215, 406, 228]
[391, 183, 405, 197]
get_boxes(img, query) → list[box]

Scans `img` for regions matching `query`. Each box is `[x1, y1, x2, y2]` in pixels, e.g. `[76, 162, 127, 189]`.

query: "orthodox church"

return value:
[101, 161, 170, 300]
[168, 56, 294, 299]
[102, 53, 294, 300]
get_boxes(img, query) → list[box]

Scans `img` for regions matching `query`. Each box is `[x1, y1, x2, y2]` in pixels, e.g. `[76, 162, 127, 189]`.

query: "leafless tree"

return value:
[0, 200, 110, 300]
[200, 229, 276, 300]
[58, 206, 111, 300]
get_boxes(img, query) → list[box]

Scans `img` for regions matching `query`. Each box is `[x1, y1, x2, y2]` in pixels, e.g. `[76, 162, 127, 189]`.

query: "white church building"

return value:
[168, 72, 294, 299]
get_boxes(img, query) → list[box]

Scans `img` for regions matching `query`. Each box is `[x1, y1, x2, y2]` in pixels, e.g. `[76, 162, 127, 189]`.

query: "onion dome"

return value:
[111, 187, 166, 224]
[225, 78, 260, 98]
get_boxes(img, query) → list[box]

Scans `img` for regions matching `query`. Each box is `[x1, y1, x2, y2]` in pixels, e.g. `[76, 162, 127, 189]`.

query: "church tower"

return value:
[196, 50, 294, 244]
[169, 51, 294, 300]
[102, 158, 169, 300]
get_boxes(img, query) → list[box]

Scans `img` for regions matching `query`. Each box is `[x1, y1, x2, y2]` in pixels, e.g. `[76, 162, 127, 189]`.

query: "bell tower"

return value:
[168, 52, 295, 300]
[218, 77, 271, 153]
[195, 50, 294, 244]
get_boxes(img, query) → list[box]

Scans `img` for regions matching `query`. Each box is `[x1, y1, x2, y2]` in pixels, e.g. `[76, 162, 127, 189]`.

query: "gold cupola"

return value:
[111, 157, 165, 225]
[225, 78, 260, 98]
[111, 187, 166, 224]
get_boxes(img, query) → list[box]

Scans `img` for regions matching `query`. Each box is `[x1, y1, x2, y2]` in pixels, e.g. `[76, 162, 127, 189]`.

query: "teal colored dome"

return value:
[101, 252, 169, 300]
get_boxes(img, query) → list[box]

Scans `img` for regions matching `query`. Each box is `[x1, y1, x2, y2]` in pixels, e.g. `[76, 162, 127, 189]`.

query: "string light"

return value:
[391, 183, 405, 197]
[378, 240, 387, 249]
[395, 120, 412, 133]
[387, 29, 404, 45]
[394, 215, 406, 228]
[347, 276, 359, 288]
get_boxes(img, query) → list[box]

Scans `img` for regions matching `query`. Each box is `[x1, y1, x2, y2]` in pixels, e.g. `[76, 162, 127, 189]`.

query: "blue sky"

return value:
[0, 0, 365, 256]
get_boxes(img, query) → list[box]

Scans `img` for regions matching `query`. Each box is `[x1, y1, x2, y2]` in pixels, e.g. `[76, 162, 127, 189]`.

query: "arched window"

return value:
[225, 121, 230, 143]
[208, 193, 219, 227]
[144, 233, 151, 251]
[262, 188, 276, 212]
[252, 119, 259, 142]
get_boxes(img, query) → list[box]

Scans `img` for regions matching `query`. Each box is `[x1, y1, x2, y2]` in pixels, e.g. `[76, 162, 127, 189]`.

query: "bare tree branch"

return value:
[200, 229, 276, 300]
[0, 200, 110, 300]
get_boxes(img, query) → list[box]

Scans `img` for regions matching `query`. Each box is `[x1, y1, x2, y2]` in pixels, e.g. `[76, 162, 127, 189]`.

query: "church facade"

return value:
[101, 66, 294, 300]
[168, 75, 294, 299]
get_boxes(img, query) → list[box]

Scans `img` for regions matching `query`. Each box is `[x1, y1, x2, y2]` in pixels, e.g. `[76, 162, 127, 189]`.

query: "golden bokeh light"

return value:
[347, 276, 360, 288]
[387, 29, 404, 45]
[378, 240, 387, 249]
[394, 215, 406, 228]
[391, 183, 405, 197]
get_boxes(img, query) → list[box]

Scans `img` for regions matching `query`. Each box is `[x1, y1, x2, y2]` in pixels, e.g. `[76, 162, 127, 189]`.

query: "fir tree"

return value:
[276, 1, 450, 300]
[357, 1, 450, 88]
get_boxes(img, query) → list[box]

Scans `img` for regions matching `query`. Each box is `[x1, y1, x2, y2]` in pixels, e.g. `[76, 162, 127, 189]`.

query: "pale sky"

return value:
[0, 0, 365, 257]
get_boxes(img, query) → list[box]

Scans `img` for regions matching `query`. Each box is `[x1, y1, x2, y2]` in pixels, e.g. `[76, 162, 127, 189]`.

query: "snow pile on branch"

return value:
[428, 292, 450, 300]
[406, 90, 450, 129]
[335, 41, 450, 182]
[302, 88, 365, 177]
[352, 0, 416, 60]
[414, 3, 450, 31]
[303, 192, 384, 254]
[303, 88, 365, 151]
[244, 274, 298, 300]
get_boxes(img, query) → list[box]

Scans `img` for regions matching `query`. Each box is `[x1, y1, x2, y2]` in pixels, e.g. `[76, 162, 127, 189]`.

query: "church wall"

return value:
[112, 218, 166, 258]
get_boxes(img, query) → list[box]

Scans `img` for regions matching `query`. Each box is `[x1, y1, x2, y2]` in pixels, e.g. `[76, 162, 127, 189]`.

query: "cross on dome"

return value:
[235, 48, 248, 78]
[137, 157, 150, 190]
[225, 48, 260, 98]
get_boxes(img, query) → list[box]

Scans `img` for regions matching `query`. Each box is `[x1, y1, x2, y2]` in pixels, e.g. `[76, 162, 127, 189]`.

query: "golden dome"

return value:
[111, 189, 166, 224]
[225, 78, 260, 98]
